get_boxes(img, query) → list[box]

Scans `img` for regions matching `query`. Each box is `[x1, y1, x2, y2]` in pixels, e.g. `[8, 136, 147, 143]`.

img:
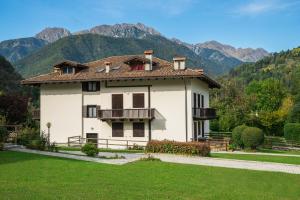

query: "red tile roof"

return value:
[21, 55, 220, 88]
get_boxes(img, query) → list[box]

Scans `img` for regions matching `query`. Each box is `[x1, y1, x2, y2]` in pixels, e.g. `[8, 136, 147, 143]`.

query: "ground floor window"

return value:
[112, 123, 124, 137]
[133, 122, 145, 137]
[86, 133, 98, 146]
[193, 121, 204, 141]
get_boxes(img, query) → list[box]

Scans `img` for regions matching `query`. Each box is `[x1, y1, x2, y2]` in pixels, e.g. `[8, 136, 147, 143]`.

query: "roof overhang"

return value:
[21, 74, 221, 89]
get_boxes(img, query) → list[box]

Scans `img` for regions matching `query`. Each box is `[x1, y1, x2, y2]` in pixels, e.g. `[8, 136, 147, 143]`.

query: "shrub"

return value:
[27, 138, 47, 151]
[146, 140, 210, 156]
[0, 142, 4, 151]
[241, 127, 264, 149]
[232, 125, 248, 148]
[81, 143, 99, 157]
[128, 143, 144, 150]
[17, 127, 40, 146]
[284, 123, 300, 142]
[0, 126, 8, 142]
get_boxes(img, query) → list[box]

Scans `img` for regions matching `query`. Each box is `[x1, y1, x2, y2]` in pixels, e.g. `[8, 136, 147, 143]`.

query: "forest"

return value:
[211, 47, 300, 138]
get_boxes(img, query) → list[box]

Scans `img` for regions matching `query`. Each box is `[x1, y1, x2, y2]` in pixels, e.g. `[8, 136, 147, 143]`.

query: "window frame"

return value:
[87, 105, 97, 118]
[62, 66, 74, 74]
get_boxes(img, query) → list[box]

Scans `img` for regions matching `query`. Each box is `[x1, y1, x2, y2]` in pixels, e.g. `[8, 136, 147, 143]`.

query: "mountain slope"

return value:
[0, 56, 22, 93]
[0, 37, 48, 63]
[15, 34, 227, 78]
[195, 40, 269, 62]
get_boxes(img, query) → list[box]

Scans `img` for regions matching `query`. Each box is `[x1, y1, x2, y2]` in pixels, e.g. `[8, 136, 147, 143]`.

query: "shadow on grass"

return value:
[0, 150, 43, 165]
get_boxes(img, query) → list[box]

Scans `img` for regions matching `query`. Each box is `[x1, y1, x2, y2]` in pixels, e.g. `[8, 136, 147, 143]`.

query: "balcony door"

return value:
[112, 94, 123, 117]
[193, 121, 204, 141]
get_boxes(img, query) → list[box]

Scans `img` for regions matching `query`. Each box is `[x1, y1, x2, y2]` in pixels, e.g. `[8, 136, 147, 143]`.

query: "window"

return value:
[112, 123, 124, 137]
[201, 95, 204, 108]
[62, 66, 74, 74]
[82, 82, 100, 92]
[86, 133, 98, 146]
[133, 123, 145, 137]
[131, 65, 144, 70]
[87, 105, 97, 118]
[133, 93, 145, 108]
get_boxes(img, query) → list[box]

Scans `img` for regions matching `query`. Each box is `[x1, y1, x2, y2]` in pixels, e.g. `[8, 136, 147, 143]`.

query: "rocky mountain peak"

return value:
[35, 27, 71, 43]
[75, 23, 161, 39]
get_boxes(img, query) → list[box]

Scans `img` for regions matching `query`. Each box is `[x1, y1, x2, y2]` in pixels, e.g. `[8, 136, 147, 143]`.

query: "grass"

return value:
[58, 146, 144, 153]
[211, 153, 300, 165]
[1, 151, 300, 200]
[257, 148, 300, 155]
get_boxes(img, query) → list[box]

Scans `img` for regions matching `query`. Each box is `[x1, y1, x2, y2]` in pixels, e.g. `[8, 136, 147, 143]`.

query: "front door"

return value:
[112, 94, 123, 117]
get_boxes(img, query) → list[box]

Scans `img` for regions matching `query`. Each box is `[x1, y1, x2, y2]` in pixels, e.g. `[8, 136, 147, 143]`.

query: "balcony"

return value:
[32, 109, 40, 120]
[193, 108, 217, 120]
[98, 108, 156, 121]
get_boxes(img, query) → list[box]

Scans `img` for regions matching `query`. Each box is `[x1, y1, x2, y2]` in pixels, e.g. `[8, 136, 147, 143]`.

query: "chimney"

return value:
[144, 50, 153, 71]
[173, 56, 186, 70]
[104, 61, 111, 73]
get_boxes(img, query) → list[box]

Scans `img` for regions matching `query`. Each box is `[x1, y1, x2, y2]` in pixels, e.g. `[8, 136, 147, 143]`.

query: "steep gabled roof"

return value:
[21, 55, 221, 88]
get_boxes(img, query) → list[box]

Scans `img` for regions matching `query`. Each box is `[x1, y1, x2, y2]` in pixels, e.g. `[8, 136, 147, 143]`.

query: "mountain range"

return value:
[0, 23, 269, 77]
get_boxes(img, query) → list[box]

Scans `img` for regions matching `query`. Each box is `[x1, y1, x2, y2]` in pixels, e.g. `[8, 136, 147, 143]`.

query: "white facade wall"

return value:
[40, 78, 211, 147]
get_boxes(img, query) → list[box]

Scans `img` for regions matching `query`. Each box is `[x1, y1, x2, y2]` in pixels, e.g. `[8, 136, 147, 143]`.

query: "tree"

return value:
[0, 94, 28, 124]
[246, 79, 285, 112]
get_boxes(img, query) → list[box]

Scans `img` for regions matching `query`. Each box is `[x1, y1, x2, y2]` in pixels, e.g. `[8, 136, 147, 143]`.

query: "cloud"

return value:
[234, 0, 299, 16]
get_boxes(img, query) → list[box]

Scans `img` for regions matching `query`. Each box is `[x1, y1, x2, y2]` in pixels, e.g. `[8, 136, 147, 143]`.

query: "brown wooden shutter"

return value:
[133, 93, 144, 108]
[82, 82, 88, 91]
[96, 82, 100, 91]
[133, 122, 144, 137]
[112, 123, 124, 137]
[82, 106, 87, 118]
[96, 105, 100, 118]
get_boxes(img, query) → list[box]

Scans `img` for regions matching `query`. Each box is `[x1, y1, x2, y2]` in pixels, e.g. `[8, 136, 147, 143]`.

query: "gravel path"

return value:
[213, 151, 300, 157]
[151, 153, 300, 174]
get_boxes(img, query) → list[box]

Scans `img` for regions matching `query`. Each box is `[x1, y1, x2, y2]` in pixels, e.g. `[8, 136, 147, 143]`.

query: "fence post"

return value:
[126, 140, 129, 149]
[106, 139, 108, 149]
[68, 137, 70, 147]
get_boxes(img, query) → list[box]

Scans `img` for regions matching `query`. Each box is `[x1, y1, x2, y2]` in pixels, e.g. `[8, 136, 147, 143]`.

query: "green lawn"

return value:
[1, 151, 300, 200]
[257, 148, 300, 155]
[211, 153, 300, 165]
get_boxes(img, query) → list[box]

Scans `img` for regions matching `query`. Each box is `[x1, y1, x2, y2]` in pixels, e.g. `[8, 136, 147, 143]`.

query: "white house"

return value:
[22, 50, 220, 148]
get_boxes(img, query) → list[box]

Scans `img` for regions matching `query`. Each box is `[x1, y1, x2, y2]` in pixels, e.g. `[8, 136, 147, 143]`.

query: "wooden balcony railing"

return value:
[32, 109, 40, 120]
[98, 108, 156, 121]
[192, 108, 217, 120]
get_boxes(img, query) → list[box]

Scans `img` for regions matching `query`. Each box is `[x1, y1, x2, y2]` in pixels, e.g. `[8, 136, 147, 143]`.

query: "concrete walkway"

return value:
[151, 153, 300, 174]
[10, 148, 144, 165]
[213, 151, 300, 157]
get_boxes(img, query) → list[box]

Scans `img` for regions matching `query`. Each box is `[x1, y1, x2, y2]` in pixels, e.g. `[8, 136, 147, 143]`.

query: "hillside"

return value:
[0, 37, 48, 63]
[15, 34, 230, 78]
[211, 47, 300, 135]
[0, 56, 22, 93]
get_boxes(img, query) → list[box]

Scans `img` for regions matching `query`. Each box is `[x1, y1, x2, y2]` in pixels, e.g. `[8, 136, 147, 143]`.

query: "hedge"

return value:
[284, 123, 300, 142]
[241, 127, 264, 149]
[146, 140, 210, 156]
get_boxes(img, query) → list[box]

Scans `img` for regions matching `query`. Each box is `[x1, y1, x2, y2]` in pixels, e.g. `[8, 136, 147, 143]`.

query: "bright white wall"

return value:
[40, 83, 82, 143]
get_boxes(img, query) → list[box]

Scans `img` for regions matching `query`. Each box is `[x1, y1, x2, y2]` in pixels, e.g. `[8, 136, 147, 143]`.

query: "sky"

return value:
[1, 0, 300, 52]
